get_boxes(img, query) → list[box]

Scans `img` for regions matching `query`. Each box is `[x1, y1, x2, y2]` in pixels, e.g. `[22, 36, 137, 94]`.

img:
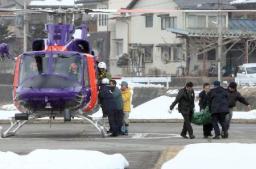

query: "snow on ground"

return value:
[0, 149, 129, 169]
[130, 95, 256, 120]
[29, 0, 76, 6]
[162, 143, 256, 169]
[1, 95, 256, 120]
[231, 0, 256, 4]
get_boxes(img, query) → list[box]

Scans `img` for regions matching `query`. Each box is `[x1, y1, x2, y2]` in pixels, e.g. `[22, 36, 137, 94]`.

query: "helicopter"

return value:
[0, 43, 10, 61]
[2, 5, 256, 137]
[1, 9, 107, 138]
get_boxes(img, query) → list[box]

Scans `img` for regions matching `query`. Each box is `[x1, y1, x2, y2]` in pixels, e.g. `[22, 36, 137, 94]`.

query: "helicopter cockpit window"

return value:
[52, 54, 82, 82]
[19, 54, 48, 83]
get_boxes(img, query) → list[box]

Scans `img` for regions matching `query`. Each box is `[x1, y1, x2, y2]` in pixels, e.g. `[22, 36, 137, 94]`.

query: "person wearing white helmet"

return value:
[98, 78, 119, 137]
[97, 61, 111, 85]
[98, 62, 106, 69]
[101, 77, 109, 85]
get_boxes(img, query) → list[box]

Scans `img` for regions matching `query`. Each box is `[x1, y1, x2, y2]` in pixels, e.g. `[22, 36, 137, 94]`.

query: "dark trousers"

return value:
[108, 109, 124, 135]
[212, 113, 227, 136]
[181, 112, 193, 137]
[203, 123, 213, 136]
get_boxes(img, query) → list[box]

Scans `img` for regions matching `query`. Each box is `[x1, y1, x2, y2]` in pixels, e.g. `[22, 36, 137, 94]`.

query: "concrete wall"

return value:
[132, 87, 167, 107]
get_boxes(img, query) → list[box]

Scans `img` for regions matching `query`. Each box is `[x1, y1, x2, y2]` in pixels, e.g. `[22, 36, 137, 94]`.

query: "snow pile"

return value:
[129, 95, 199, 119]
[162, 143, 256, 169]
[1, 104, 17, 111]
[0, 149, 129, 169]
[166, 89, 179, 95]
[29, 0, 76, 6]
[1, 95, 256, 120]
[0, 104, 18, 120]
[231, 0, 256, 4]
[129, 95, 256, 120]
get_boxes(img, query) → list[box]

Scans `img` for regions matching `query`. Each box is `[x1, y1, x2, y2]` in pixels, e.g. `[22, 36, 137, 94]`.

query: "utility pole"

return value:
[23, 0, 28, 52]
[217, 0, 222, 82]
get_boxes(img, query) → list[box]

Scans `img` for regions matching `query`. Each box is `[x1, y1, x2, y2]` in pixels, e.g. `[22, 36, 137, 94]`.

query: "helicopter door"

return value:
[13, 56, 21, 100]
[82, 54, 98, 112]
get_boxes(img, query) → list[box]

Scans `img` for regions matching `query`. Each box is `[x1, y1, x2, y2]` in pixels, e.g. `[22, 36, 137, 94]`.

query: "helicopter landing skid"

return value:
[76, 115, 107, 137]
[1, 116, 35, 138]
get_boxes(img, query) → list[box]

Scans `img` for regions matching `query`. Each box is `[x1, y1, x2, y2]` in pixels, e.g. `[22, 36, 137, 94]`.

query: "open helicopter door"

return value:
[82, 54, 98, 112]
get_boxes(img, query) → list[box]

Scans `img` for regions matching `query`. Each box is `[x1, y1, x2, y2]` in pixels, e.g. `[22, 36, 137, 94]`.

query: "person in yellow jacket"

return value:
[121, 81, 132, 135]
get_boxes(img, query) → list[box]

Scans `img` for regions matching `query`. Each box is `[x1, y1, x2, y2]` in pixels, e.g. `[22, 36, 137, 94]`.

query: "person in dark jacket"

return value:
[208, 81, 229, 139]
[98, 78, 118, 137]
[170, 82, 195, 139]
[109, 79, 124, 136]
[199, 83, 212, 138]
[226, 82, 251, 130]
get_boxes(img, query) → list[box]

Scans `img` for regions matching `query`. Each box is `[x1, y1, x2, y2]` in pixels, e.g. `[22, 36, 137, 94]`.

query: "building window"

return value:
[207, 49, 216, 60]
[161, 47, 172, 63]
[161, 16, 177, 30]
[115, 40, 123, 57]
[98, 14, 108, 26]
[208, 15, 226, 28]
[187, 15, 206, 28]
[197, 49, 216, 60]
[143, 46, 153, 63]
[173, 46, 181, 61]
[145, 15, 153, 28]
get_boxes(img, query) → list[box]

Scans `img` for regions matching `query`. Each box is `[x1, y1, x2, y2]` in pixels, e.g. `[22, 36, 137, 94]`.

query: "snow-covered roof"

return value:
[127, 0, 235, 10]
[231, 0, 256, 4]
[29, 0, 76, 7]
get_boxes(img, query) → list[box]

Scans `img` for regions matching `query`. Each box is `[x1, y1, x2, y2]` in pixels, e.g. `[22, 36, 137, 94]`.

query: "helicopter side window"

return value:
[83, 59, 89, 87]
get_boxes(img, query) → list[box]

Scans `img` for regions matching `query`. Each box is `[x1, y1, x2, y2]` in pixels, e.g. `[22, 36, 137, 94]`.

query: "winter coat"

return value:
[121, 88, 132, 112]
[98, 84, 115, 114]
[227, 89, 249, 108]
[170, 88, 195, 114]
[98, 70, 112, 85]
[111, 86, 123, 111]
[208, 86, 229, 114]
[199, 90, 209, 110]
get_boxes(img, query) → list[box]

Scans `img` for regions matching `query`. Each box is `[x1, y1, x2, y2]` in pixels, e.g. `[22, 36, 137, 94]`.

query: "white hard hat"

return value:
[101, 78, 109, 84]
[98, 62, 106, 69]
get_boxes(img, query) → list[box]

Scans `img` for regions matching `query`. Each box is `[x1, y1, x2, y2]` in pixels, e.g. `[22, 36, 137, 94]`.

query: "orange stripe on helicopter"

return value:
[46, 45, 66, 51]
[82, 54, 98, 112]
[13, 56, 23, 111]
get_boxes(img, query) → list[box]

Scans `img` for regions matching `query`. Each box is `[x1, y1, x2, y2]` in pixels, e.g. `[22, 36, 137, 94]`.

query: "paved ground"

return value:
[0, 122, 256, 169]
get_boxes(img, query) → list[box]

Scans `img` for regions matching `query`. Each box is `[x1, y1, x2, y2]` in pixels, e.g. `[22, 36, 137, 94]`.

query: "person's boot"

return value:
[124, 125, 129, 135]
[222, 132, 228, 139]
[189, 135, 195, 139]
[180, 133, 188, 139]
[213, 135, 220, 139]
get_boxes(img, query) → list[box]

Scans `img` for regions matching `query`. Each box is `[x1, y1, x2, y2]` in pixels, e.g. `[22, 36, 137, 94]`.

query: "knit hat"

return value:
[229, 81, 237, 89]
[121, 81, 128, 87]
[213, 80, 220, 87]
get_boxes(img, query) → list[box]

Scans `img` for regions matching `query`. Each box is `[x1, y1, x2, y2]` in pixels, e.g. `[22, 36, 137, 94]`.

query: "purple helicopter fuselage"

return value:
[14, 51, 92, 113]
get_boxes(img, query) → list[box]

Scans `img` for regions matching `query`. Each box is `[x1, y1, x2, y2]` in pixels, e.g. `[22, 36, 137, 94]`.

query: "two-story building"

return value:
[109, 0, 186, 76]
[110, 0, 256, 77]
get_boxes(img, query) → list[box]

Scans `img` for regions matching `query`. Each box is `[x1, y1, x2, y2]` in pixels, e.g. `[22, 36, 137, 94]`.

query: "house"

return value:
[109, 0, 186, 76]
[110, 0, 256, 77]
[170, 0, 256, 76]
[75, 0, 111, 67]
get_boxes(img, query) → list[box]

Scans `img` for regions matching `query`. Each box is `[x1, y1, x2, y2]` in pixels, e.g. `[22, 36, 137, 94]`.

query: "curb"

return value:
[152, 146, 184, 169]
[0, 119, 256, 124]
[130, 119, 256, 124]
